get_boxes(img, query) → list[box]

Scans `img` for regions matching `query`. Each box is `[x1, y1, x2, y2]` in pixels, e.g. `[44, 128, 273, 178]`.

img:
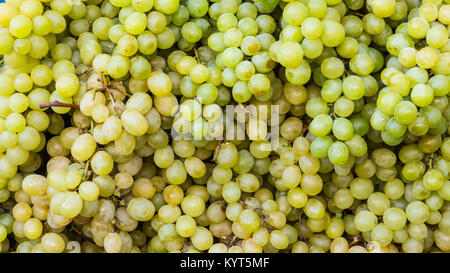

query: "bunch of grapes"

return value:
[0, 0, 448, 254]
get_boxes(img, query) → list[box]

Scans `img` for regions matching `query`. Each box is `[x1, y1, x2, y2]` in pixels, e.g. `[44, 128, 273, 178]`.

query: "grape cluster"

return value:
[0, 0, 448, 253]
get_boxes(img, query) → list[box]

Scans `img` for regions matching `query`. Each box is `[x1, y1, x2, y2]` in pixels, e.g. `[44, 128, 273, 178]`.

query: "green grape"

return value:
[354, 210, 378, 232]
[127, 198, 155, 221]
[196, 83, 218, 105]
[285, 60, 311, 86]
[345, 134, 368, 157]
[349, 54, 374, 76]
[411, 84, 434, 107]
[406, 201, 430, 224]
[305, 97, 329, 118]
[55, 73, 80, 98]
[377, 91, 403, 116]
[302, 38, 324, 59]
[321, 57, 344, 79]
[310, 136, 333, 159]
[386, 33, 414, 57]
[332, 118, 354, 141]
[320, 20, 345, 47]
[334, 97, 354, 118]
[328, 141, 349, 166]
[304, 199, 326, 220]
[310, 114, 333, 137]
[428, 75, 449, 97]
[342, 76, 365, 100]
[407, 16, 429, 39]
[186, 0, 208, 18]
[341, 15, 363, 38]
[362, 13, 385, 35]
[9, 14, 33, 38]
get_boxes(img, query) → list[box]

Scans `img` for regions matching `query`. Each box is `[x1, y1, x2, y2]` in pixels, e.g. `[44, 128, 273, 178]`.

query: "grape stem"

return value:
[77, 66, 93, 76]
[70, 224, 93, 243]
[222, 235, 237, 247]
[100, 72, 117, 114]
[351, 12, 364, 17]
[89, 120, 94, 134]
[82, 160, 91, 181]
[182, 241, 192, 252]
[348, 235, 366, 248]
[39, 101, 80, 109]
[194, 48, 200, 63]
[212, 141, 225, 161]
[302, 124, 309, 135]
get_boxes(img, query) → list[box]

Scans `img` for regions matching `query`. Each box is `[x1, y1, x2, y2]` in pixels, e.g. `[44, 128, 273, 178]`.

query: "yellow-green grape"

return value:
[9, 14, 33, 38]
[416, 47, 438, 69]
[6, 145, 30, 165]
[52, 60, 75, 80]
[127, 198, 155, 221]
[41, 233, 66, 253]
[78, 181, 100, 202]
[65, 169, 82, 190]
[12, 202, 32, 222]
[55, 73, 80, 97]
[0, 224, 7, 243]
[9, 93, 29, 114]
[30, 65, 53, 86]
[239, 208, 260, 233]
[14, 73, 34, 93]
[191, 226, 213, 251]
[47, 169, 67, 191]
[270, 229, 289, 250]
[107, 55, 130, 79]
[184, 157, 206, 178]
[354, 210, 378, 232]
[18, 126, 40, 151]
[91, 104, 109, 124]
[23, 218, 43, 239]
[21, 174, 47, 196]
[104, 233, 122, 253]
[0, 3, 18, 27]
[371, 0, 397, 18]
[282, 2, 308, 26]
[153, 0, 179, 15]
[278, 41, 303, 69]
[91, 151, 114, 176]
[147, 71, 172, 97]
[121, 109, 149, 136]
[125, 93, 152, 116]
[181, 195, 205, 217]
[50, 191, 83, 218]
[320, 19, 345, 47]
[71, 133, 97, 162]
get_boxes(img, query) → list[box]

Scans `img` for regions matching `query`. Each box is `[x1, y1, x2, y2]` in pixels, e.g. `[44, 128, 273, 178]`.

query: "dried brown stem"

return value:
[226, 235, 237, 247]
[100, 72, 117, 113]
[39, 101, 79, 109]
[212, 141, 225, 161]
[70, 224, 93, 243]
[349, 235, 363, 247]
[194, 48, 200, 63]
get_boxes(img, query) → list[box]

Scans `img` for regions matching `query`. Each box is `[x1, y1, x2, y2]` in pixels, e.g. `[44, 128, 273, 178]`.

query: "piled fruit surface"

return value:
[0, 0, 448, 253]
